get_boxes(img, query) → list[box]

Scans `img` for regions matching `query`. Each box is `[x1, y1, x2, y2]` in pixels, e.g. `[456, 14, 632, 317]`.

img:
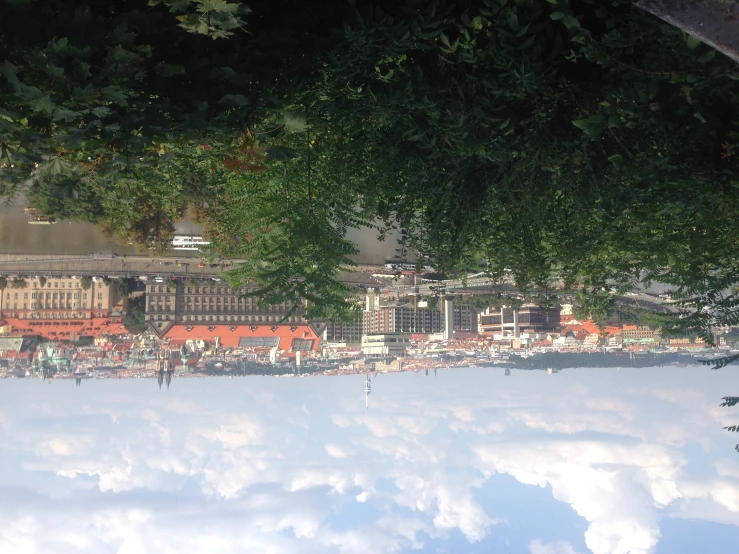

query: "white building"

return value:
[361, 333, 410, 356]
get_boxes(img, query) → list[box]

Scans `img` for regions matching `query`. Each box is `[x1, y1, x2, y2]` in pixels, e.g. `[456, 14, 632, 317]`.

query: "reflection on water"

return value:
[0, 202, 399, 263]
[1, 366, 738, 553]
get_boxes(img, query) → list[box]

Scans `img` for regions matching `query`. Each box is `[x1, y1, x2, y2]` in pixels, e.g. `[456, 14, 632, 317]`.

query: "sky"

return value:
[1, 365, 739, 554]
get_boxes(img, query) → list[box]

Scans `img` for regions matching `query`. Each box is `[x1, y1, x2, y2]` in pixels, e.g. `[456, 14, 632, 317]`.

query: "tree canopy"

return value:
[3, 0, 739, 322]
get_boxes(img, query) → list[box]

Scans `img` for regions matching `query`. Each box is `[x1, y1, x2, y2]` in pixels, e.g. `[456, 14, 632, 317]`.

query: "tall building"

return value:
[0, 277, 124, 340]
[324, 317, 364, 344]
[362, 304, 478, 334]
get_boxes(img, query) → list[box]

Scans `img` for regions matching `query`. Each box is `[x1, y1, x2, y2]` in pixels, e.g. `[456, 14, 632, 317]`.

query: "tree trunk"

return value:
[637, 0, 739, 63]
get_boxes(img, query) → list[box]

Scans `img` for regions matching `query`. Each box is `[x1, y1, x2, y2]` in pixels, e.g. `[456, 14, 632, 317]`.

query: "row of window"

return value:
[7, 292, 92, 300]
[11, 312, 105, 319]
[149, 314, 301, 323]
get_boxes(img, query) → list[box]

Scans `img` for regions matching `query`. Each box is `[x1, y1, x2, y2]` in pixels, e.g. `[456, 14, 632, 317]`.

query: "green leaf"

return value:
[686, 34, 701, 49]
[52, 108, 80, 122]
[101, 86, 128, 105]
[218, 94, 248, 106]
[440, 32, 450, 47]
[550, 11, 564, 21]
[693, 111, 707, 124]
[155, 63, 186, 76]
[0, 61, 20, 89]
[28, 94, 55, 115]
[91, 106, 111, 118]
[608, 154, 624, 168]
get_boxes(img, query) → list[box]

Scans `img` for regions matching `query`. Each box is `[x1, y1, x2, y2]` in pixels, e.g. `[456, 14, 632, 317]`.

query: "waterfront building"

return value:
[0, 277, 125, 340]
[145, 281, 326, 353]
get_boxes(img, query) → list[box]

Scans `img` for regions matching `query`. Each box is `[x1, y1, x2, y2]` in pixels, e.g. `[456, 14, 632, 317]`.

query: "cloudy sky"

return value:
[1, 365, 738, 554]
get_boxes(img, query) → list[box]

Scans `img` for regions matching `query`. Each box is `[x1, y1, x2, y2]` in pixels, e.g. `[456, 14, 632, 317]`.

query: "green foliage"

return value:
[116, 277, 137, 297]
[79, 276, 92, 291]
[165, 277, 177, 289]
[0, 276, 7, 290]
[37, 276, 47, 288]
[10, 277, 27, 289]
[123, 295, 147, 335]
[722, 397, 739, 408]
[3, 0, 739, 319]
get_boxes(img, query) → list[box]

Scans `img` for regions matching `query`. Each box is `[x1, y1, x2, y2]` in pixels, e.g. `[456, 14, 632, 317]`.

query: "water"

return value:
[0, 200, 400, 264]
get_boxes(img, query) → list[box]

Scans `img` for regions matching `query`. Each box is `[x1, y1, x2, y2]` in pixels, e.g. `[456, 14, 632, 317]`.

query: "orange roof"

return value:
[622, 325, 638, 331]
[155, 323, 324, 351]
[0, 317, 127, 341]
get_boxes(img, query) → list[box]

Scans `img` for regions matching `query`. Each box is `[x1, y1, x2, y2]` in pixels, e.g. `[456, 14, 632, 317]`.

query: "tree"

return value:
[116, 277, 136, 298]
[0, 276, 7, 291]
[123, 296, 147, 335]
[10, 277, 27, 289]
[721, 397, 739, 453]
[165, 277, 177, 289]
[79, 276, 92, 291]
[38, 276, 47, 288]
[4, 0, 739, 318]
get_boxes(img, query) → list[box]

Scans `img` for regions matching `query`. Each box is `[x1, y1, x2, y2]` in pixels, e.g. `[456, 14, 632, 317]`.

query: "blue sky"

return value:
[1, 366, 739, 553]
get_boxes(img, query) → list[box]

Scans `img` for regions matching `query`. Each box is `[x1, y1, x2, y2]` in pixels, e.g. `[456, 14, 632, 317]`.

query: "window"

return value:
[97, 303, 102, 309]
[291, 339, 315, 351]
[97, 293, 102, 299]
[31, 293, 37, 299]
[23, 293, 28, 299]
[74, 293, 79, 299]
[83, 293, 87, 299]
[54, 282, 58, 288]
[239, 337, 280, 347]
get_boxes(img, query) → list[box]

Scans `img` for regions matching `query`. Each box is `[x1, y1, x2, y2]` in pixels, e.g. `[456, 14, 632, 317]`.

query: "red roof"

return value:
[156, 323, 323, 351]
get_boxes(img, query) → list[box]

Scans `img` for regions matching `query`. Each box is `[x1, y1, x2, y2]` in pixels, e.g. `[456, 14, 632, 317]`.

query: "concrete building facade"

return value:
[145, 281, 306, 325]
[479, 305, 560, 335]
[362, 304, 478, 335]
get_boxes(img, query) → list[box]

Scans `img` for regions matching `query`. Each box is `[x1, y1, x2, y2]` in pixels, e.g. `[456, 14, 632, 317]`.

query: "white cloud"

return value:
[0, 365, 737, 554]
[530, 539, 580, 554]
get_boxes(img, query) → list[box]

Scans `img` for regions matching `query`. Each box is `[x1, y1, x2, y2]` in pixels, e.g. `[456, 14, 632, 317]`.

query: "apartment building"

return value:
[362, 305, 478, 334]
[144, 281, 306, 325]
